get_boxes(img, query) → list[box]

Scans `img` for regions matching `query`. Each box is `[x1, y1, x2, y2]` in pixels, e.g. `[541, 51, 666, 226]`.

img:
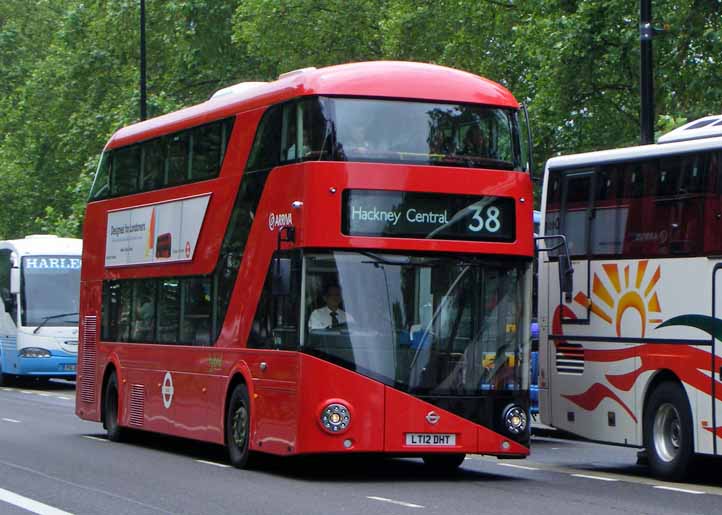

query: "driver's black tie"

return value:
[330, 311, 339, 328]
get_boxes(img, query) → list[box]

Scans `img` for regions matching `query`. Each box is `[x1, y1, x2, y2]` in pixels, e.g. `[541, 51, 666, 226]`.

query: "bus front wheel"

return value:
[422, 453, 466, 472]
[103, 372, 125, 442]
[644, 381, 693, 481]
[226, 384, 252, 469]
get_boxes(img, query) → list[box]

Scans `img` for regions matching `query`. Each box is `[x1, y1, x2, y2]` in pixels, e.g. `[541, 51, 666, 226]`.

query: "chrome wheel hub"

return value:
[653, 403, 681, 463]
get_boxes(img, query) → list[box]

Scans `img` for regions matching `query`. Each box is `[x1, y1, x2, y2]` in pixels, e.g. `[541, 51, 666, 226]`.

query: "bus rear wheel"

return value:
[422, 453, 466, 472]
[226, 384, 253, 469]
[103, 372, 125, 442]
[644, 382, 693, 481]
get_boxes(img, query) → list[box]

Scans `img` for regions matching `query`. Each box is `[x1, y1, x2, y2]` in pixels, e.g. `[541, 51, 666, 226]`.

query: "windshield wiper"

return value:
[33, 312, 79, 334]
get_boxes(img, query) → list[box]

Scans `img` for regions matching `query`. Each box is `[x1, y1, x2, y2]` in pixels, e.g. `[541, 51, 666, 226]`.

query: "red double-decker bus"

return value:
[76, 61, 534, 470]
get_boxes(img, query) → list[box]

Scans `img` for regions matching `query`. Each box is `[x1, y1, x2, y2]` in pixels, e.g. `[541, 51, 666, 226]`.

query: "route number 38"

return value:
[467, 206, 501, 233]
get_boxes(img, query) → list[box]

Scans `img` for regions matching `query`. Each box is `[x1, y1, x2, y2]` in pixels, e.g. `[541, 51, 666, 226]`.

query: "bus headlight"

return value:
[320, 403, 351, 434]
[502, 404, 528, 435]
[19, 347, 51, 358]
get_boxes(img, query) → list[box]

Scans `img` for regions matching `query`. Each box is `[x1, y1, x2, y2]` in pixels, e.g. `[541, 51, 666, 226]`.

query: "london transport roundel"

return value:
[162, 372, 174, 409]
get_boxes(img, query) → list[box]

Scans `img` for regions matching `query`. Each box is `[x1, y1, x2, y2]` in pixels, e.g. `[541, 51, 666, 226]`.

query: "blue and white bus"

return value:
[0, 236, 82, 385]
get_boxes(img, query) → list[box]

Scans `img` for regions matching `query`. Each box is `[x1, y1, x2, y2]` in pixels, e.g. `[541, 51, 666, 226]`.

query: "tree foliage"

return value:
[0, 1, 720, 238]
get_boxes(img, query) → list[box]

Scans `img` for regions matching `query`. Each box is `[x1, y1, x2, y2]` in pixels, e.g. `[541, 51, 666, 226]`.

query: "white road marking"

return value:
[2, 418, 21, 423]
[38, 393, 52, 397]
[81, 436, 107, 443]
[0, 487, 74, 515]
[21, 390, 34, 394]
[195, 459, 231, 468]
[498, 463, 540, 471]
[653, 485, 705, 495]
[57, 396, 72, 400]
[367, 496, 424, 509]
[571, 473, 619, 482]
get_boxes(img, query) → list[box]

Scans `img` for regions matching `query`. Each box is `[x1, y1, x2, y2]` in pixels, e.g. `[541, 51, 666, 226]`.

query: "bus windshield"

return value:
[303, 251, 528, 395]
[21, 256, 81, 327]
[287, 97, 523, 171]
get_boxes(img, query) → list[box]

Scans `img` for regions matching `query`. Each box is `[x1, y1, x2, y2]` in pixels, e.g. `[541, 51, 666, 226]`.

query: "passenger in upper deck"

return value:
[461, 125, 487, 157]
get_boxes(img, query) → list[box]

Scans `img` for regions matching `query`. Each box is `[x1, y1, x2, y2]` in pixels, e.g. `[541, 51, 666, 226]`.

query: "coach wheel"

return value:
[226, 384, 253, 469]
[103, 372, 125, 442]
[422, 453, 466, 472]
[644, 382, 693, 481]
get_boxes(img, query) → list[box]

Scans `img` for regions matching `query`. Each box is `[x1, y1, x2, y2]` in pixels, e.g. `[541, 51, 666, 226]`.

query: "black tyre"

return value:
[226, 384, 253, 469]
[422, 453, 466, 472]
[644, 381, 693, 481]
[103, 372, 125, 442]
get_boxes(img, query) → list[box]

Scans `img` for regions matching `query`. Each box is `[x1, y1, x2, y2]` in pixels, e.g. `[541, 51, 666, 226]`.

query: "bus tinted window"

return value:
[547, 151, 719, 259]
[249, 252, 301, 350]
[246, 105, 283, 171]
[89, 117, 234, 201]
[111, 145, 140, 196]
[260, 97, 522, 171]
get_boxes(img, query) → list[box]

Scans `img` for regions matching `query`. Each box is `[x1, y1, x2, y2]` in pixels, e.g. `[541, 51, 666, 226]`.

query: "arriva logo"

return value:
[268, 212, 293, 231]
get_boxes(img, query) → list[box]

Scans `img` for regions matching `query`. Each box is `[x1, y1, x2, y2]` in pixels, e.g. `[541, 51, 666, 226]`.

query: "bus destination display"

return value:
[342, 190, 515, 241]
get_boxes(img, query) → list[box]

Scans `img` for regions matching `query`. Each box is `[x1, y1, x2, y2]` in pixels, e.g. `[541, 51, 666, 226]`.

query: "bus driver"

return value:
[308, 284, 352, 330]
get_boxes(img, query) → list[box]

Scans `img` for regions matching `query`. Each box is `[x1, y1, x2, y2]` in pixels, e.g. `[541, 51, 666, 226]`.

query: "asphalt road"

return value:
[1, 380, 721, 515]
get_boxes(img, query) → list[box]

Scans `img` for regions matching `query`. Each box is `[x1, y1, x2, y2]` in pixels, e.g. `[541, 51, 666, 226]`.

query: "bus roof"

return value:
[0, 236, 82, 257]
[544, 133, 722, 172]
[107, 61, 519, 150]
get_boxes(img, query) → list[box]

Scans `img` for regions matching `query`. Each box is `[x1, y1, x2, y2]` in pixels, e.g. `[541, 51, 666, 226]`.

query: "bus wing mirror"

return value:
[534, 235, 574, 303]
[10, 267, 20, 295]
[271, 257, 291, 297]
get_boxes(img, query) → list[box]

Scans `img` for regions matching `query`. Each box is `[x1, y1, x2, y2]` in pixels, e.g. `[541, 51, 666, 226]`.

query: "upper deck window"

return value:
[89, 117, 234, 201]
[247, 97, 523, 172]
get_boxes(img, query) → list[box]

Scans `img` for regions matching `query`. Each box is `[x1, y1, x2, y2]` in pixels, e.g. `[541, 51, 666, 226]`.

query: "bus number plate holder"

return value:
[405, 433, 456, 446]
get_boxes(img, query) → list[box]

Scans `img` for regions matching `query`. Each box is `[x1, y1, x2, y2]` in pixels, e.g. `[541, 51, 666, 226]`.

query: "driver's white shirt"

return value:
[308, 306, 350, 330]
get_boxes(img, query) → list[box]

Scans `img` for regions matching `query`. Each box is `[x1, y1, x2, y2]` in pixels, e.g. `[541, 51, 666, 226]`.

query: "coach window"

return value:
[111, 145, 140, 196]
[157, 278, 180, 343]
[590, 165, 624, 256]
[110, 281, 132, 342]
[248, 252, 301, 350]
[560, 170, 593, 256]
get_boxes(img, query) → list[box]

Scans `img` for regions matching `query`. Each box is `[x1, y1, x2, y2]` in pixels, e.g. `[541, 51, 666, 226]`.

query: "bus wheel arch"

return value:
[224, 372, 253, 468]
[642, 372, 693, 481]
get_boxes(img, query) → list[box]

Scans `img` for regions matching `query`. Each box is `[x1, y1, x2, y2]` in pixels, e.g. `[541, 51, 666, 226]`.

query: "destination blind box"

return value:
[342, 189, 515, 241]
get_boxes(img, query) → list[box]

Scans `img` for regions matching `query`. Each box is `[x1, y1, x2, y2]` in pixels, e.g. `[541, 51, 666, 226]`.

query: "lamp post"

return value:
[640, 0, 654, 144]
[140, 0, 147, 121]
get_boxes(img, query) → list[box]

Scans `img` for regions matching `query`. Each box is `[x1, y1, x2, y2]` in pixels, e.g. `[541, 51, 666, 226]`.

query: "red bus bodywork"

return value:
[77, 62, 533, 461]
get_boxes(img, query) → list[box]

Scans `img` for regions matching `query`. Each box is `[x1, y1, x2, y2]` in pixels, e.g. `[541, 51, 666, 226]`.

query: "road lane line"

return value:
[81, 436, 107, 443]
[195, 459, 230, 468]
[0, 487, 74, 515]
[367, 496, 424, 509]
[653, 485, 705, 495]
[0, 458, 175, 514]
[38, 393, 52, 397]
[2, 418, 21, 423]
[498, 463, 540, 471]
[571, 473, 619, 482]
[57, 396, 72, 400]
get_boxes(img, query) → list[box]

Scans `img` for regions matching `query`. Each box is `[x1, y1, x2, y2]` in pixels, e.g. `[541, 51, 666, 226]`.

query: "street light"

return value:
[140, 0, 147, 121]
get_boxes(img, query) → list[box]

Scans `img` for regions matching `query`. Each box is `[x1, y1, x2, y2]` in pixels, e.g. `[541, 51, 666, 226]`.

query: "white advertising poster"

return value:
[105, 194, 211, 267]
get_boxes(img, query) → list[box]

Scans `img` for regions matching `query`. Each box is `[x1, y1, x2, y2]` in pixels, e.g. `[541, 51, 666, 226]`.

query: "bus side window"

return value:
[180, 277, 212, 346]
[248, 252, 300, 350]
[246, 105, 283, 172]
[157, 278, 180, 344]
[111, 145, 140, 196]
[191, 122, 224, 181]
[141, 138, 165, 192]
[0, 249, 16, 324]
[166, 131, 191, 186]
